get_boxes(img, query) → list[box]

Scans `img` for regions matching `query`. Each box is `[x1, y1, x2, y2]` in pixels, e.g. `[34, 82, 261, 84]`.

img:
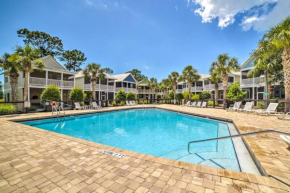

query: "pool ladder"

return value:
[187, 129, 290, 187]
[52, 103, 65, 117]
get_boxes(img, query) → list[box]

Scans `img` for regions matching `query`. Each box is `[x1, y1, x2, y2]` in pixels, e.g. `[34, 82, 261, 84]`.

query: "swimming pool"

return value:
[22, 109, 252, 171]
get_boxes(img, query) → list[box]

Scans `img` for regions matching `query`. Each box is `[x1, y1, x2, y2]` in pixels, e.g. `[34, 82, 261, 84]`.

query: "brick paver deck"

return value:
[0, 104, 290, 193]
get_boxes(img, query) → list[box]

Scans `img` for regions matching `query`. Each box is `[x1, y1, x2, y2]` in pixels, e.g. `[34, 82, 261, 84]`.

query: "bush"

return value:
[183, 91, 189, 99]
[167, 91, 174, 99]
[226, 82, 247, 100]
[84, 91, 92, 100]
[119, 101, 125, 106]
[0, 104, 16, 114]
[200, 91, 211, 100]
[41, 85, 61, 101]
[112, 101, 116, 106]
[115, 90, 126, 100]
[176, 93, 184, 100]
[191, 94, 200, 100]
[126, 92, 136, 100]
[69, 87, 84, 101]
[257, 102, 266, 109]
[157, 94, 162, 100]
[207, 101, 219, 106]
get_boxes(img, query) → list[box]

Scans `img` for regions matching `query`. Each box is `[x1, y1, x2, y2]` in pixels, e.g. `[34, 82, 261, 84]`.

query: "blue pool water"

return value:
[22, 109, 240, 171]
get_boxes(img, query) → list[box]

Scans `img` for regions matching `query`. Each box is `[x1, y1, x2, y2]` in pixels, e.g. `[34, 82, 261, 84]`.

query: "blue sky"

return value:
[0, 0, 288, 83]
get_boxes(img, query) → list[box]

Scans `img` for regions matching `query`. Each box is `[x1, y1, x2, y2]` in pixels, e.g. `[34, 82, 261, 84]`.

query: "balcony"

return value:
[138, 89, 154, 94]
[29, 77, 74, 88]
[115, 87, 137, 93]
[84, 84, 115, 92]
[241, 77, 265, 87]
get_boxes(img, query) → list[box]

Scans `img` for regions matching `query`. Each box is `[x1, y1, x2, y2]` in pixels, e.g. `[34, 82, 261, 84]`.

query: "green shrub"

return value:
[84, 91, 93, 100]
[226, 82, 247, 100]
[41, 85, 61, 101]
[69, 87, 84, 101]
[207, 101, 219, 106]
[115, 90, 126, 100]
[119, 101, 125, 106]
[200, 91, 211, 100]
[183, 91, 189, 99]
[112, 101, 116, 106]
[157, 94, 162, 100]
[0, 104, 16, 114]
[126, 92, 136, 100]
[167, 91, 174, 99]
[176, 93, 184, 100]
[257, 102, 266, 109]
[191, 94, 200, 100]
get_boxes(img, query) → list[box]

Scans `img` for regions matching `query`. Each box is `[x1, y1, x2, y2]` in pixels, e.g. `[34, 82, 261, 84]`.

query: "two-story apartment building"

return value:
[75, 72, 137, 100]
[240, 56, 284, 100]
[4, 56, 75, 106]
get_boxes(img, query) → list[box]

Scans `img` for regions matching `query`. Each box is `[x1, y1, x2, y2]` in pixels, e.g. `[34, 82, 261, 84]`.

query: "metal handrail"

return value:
[188, 129, 290, 154]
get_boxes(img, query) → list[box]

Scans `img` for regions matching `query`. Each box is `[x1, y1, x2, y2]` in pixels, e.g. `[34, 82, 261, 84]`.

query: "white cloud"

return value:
[175, 6, 178, 11]
[190, 0, 290, 31]
[144, 65, 149, 69]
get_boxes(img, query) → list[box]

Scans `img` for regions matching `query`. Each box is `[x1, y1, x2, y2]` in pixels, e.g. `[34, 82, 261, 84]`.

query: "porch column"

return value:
[46, 70, 48, 86]
[61, 89, 63, 100]
[98, 91, 100, 100]
[61, 73, 63, 87]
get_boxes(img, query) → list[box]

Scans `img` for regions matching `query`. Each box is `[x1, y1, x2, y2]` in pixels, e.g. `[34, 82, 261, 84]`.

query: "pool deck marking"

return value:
[1, 104, 290, 192]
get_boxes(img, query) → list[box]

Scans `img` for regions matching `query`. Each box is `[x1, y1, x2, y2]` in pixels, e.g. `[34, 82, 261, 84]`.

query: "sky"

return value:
[0, 0, 289, 83]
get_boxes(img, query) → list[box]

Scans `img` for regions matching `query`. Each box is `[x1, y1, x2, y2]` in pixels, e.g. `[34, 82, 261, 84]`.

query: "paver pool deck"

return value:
[0, 104, 290, 193]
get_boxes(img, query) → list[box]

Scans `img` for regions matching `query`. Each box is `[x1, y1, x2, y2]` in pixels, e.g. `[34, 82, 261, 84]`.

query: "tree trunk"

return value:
[188, 82, 192, 99]
[92, 80, 96, 100]
[23, 70, 29, 101]
[222, 74, 228, 109]
[214, 82, 218, 102]
[9, 71, 19, 102]
[282, 46, 290, 112]
[173, 84, 176, 103]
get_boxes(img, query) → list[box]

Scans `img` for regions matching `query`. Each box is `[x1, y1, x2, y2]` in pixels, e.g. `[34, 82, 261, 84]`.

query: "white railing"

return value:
[84, 84, 91, 90]
[30, 77, 46, 86]
[47, 79, 62, 87]
[176, 89, 183, 93]
[138, 89, 153, 94]
[62, 80, 74, 87]
[29, 77, 74, 87]
[107, 85, 115, 91]
[192, 86, 203, 92]
[241, 77, 265, 86]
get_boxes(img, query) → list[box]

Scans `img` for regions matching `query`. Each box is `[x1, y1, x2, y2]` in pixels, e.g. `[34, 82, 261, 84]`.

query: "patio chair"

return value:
[201, 101, 207, 108]
[126, 101, 131, 106]
[132, 101, 137, 105]
[255, 103, 279, 115]
[92, 102, 101, 109]
[196, 101, 201, 108]
[280, 135, 290, 149]
[227, 102, 241, 112]
[74, 102, 84, 110]
[277, 112, 290, 120]
[184, 101, 191, 107]
[237, 102, 253, 113]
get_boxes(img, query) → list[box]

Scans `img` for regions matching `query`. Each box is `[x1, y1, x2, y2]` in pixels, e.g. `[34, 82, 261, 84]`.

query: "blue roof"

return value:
[124, 74, 136, 83]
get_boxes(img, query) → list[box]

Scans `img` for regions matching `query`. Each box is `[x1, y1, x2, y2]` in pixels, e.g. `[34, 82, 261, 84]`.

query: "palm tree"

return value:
[208, 70, 221, 102]
[181, 65, 200, 99]
[168, 71, 180, 103]
[266, 17, 290, 112]
[12, 45, 44, 101]
[148, 77, 158, 99]
[83, 63, 113, 100]
[211, 54, 239, 108]
[0, 53, 20, 101]
[161, 78, 171, 99]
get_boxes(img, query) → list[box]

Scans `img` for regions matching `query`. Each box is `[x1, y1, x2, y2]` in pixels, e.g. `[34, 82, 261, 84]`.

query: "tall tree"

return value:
[168, 72, 180, 102]
[83, 63, 113, 100]
[126, 69, 147, 82]
[0, 81, 3, 99]
[148, 77, 158, 99]
[59, 49, 87, 72]
[0, 53, 20, 101]
[208, 70, 221, 102]
[161, 78, 171, 99]
[11, 45, 44, 101]
[17, 28, 63, 57]
[210, 54, 239, 108]
[181, 65, 200, 99]
[266, 17, 290, 112]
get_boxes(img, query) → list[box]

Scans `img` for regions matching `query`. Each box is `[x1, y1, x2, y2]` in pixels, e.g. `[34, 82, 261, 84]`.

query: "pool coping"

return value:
[12, 106, 266, 176]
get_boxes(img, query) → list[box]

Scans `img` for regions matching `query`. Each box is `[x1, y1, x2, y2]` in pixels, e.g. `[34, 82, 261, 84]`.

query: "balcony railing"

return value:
[29, 77, 74, 88]
[241, 77, 265, 87]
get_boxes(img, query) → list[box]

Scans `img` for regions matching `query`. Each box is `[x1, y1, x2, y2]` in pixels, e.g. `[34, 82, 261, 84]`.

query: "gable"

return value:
[41, 56, 66, 70]
[124, 74, 136, 83]
[139, 79, 149, 84]
[242, 56, 255, 70]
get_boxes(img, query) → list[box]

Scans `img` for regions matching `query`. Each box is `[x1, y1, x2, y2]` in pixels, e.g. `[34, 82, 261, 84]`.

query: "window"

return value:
[228, 77, 234, 82]
[5, 77, 8, 83]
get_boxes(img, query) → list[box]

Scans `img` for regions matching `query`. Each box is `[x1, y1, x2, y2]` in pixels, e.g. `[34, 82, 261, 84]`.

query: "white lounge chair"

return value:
[227, 102, 241, 112]
[280, 135, 290, 149]
[196, 101, 201, 108]
[201, 101, 207, 108]
[255, 103, 279, 115]
[277, 112, 290, 120]
[132, 101, 137, 105]
[189, 101, 196, 107]
[92, 102, 101, 109]
[184, 101, 191, 106]
[126, 101, 131, 106]
[74, 102, 84, 110]
[238, 102, 253, 113]
[129, 101, 135, 105]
